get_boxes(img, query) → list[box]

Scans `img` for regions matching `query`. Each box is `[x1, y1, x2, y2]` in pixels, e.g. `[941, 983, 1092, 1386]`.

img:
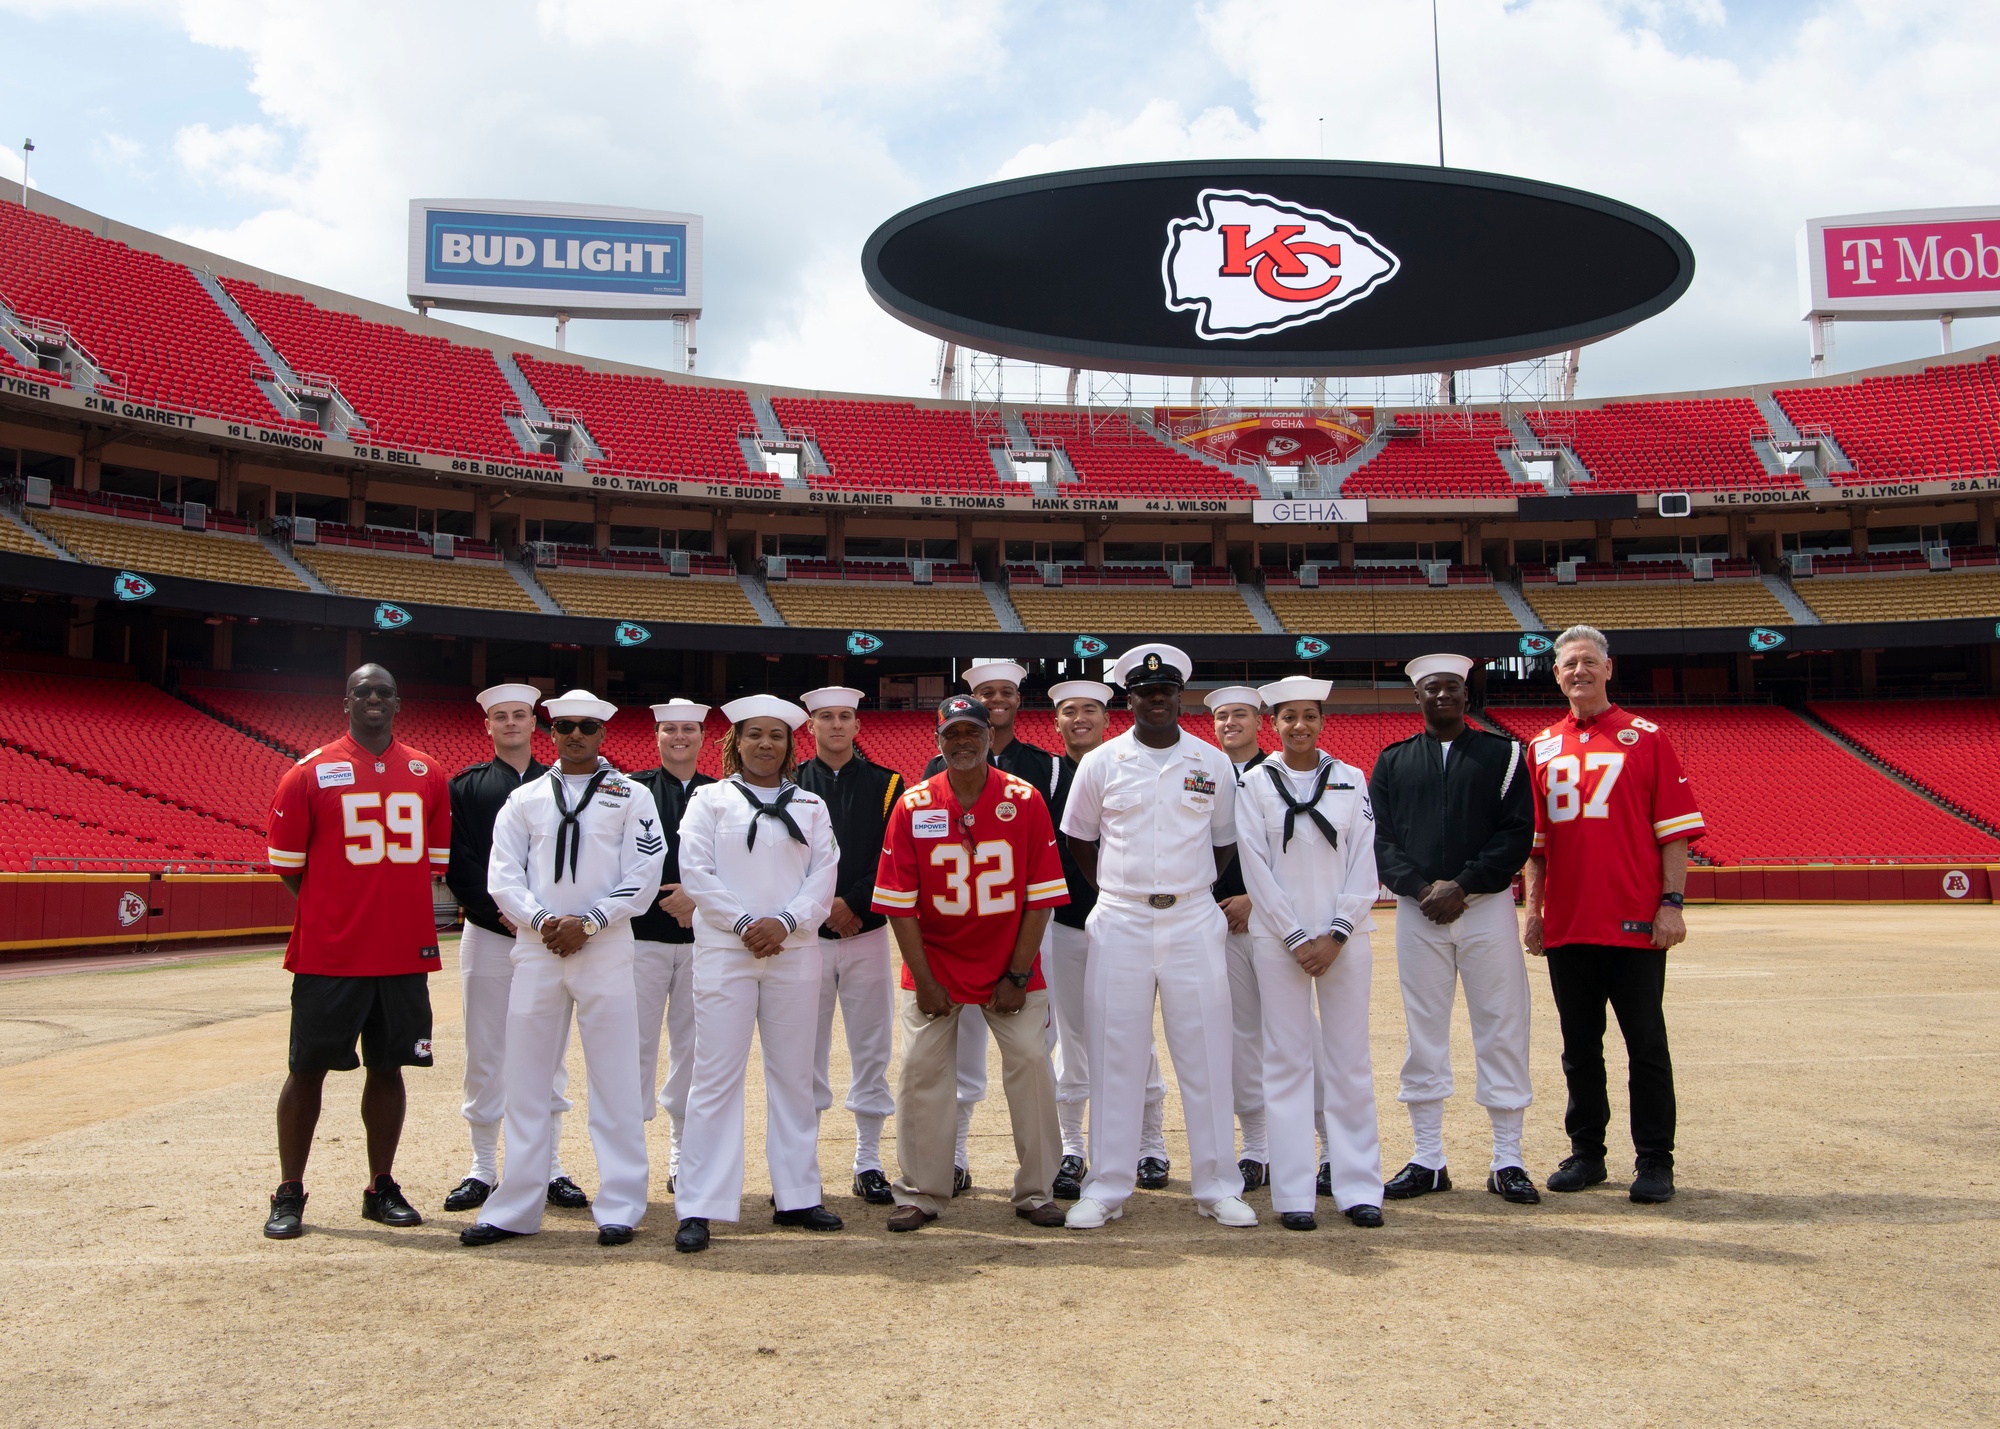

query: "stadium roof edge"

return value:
[6, 187, 1998, 416]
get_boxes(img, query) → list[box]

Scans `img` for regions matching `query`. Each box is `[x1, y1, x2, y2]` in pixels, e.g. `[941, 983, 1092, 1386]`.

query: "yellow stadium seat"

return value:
[1522, 579, 1790, 630]
[295, 547, 539, 611]
[1266, 585, 1520, 633]
[538, 568, 763, 624]
[0, 518, 54, 559]
[1008, 588, 1260, 634]
[769, 581, 998, 631]
[30, 510, 306, 590]
[1797, 570, 2000, 624]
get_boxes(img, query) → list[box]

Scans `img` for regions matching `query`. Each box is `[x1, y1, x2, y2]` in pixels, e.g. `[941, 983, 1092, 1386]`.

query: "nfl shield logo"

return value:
[1748, 627, 1786, 652]
[613, 621, 651, 647]
[113, 571, 156, 602]
[1519, 633, 1555, 656]
[373, 602, 412, 631]
[1294, 636, 1331, 659]
[847, 631, 884, 656]
[1073, 635, 1109, 659]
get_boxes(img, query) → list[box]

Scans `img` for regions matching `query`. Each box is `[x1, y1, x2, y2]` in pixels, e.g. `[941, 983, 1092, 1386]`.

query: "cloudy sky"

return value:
[3, 0, 1995, 401]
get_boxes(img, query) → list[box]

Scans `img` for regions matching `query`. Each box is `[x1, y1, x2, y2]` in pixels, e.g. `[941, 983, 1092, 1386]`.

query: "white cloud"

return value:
[0, 142, 30, 187]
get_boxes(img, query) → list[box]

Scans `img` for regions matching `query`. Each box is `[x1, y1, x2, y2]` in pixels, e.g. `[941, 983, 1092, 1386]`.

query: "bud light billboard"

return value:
[861, 161, 1692, 376]
[408, 199, 703, 318]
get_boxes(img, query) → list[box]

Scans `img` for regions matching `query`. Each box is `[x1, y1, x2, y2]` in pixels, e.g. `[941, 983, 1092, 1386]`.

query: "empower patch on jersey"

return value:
[315, 762, 355, 788]
[1534, 736, 1564, 765]
[913, 809, 951, 839]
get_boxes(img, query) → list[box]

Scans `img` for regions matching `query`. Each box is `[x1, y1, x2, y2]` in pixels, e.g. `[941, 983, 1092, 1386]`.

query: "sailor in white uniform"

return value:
[1233, 676, 1384, 1230]
[671, 695, 843, 1253]
[461, 690, 664, 1247]
[1061, 644, 1257, 1230]
[1204, 684, 1272, 1190]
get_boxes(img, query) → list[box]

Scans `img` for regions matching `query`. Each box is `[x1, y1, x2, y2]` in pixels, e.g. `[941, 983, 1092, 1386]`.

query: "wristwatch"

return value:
[1658, 892, 1685, 909]
[999, 969, 1031, 989]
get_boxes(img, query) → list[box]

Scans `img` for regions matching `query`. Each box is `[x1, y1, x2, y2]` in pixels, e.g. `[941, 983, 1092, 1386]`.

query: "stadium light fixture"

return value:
[20, 138, 32, 208]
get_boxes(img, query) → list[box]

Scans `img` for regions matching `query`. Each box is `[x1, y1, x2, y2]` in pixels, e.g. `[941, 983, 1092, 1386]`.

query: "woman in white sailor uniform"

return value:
[672, 695, 842, 1253]
[462, 690, 664, 1247]
[1233, 676, 1385, 1230]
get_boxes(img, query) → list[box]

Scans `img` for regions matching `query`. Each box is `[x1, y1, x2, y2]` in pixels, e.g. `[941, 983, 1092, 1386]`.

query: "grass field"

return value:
[1, 905, 1996, 1426]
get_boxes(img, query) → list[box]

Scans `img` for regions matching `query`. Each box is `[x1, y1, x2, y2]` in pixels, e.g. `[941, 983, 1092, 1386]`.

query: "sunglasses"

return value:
[551, 719, 603, 736]
[350, 685, 397, 701]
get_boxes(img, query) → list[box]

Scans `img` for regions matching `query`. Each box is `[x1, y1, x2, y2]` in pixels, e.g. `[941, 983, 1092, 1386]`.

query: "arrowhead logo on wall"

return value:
[1519, 633, 1556, 656]
[373, 602, 413, 631]
[1748, 627, 1786, 652]
[1072, 635, 1109, 658]
[117, 890, 147, 927]
[613, 621, 651, 647]
[847, 631, 885, 656]
[113, 571, 156, 602]
[1294, 636, 1331, 659]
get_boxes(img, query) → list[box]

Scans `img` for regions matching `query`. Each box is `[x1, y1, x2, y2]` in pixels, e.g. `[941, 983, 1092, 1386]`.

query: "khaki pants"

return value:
[892, 989, 1060, 1216]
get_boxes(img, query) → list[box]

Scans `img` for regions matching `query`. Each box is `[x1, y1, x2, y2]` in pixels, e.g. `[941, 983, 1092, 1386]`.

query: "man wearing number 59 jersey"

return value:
[261, 664, 451, 1240]
[1524, 625, 1703, 1206]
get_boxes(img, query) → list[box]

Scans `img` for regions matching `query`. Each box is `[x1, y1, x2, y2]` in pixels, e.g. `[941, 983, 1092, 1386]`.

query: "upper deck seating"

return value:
[30, 509, 306, 590]
[536, 569, 763, 624]
[1019, 412, 1258, 497]
[294, 547, 539, 611]
[1794, 569, 2000, 624]
[770, 398, 1007, 493]
[514, 355, 763, 483]
[1775, 356, 2000, 483]
[0, 516, 53, 558]
[1529, 399, 1791, 492]
[1340, 414, 1519, 496]
[1007, 589, 1260, 633]
[769, 582, 998, 631]
[1266, 585, 1522, 633]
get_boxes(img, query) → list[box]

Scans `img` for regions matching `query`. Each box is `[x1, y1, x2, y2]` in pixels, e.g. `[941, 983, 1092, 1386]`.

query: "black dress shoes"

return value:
[1279, 1211, 1317, 1231]
[597, 1224, 634, 1246]
[1238, 1158, 1270, 1192]
[264, 1182, 307, 1240]
[674, 1217, 710, 1252]
[1487, 1166, 1542, 1204]
[852, 1169, 895, 1205]
[1316, 1163, 1332, 1198]
[1546, 1155, 1609, 1193]
[1383, 1162, 1451, 1199]
[1629, 1158, 1676, 1204]
[362, 1176, 423, 1227]
[547, 1176, 590, 1209]
[1135, 1157, 1171, 1190]
[1344, 1204, 1384, 1228]
[459, 1222, 526, 1246]
[1053, 1155, 1086, 1200]
[443, 1177, 493, 1212]
[773, 1204, 843, 1231]
[952, 1166, 972, 1197]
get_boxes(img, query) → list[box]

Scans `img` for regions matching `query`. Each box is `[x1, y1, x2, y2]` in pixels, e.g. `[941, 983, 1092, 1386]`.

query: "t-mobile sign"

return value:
[1801, 206, 2000, 321]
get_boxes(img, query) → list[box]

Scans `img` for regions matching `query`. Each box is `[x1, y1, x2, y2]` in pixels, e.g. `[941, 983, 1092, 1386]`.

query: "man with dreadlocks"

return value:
[460, 690, 664, 1249]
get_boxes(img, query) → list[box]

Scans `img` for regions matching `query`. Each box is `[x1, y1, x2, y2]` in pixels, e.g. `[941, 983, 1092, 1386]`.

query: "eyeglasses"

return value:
[552, 719, 603, 736]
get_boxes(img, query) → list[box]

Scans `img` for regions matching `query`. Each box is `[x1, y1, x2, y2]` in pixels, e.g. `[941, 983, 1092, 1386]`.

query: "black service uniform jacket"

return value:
[923, 736, 1058, 799]
[626, 768, 715, 944]
[1369, 726, 1534, 900]
[447, 756, 549, 935]
[1050, 753, 1099, 931]
[1211, 750, 1269, 904]
[795, 753, 904, 939]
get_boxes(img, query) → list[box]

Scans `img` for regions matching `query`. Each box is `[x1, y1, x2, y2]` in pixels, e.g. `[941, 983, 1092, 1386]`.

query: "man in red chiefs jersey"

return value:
[871, 695, 1069, 1231]
[1523, 626, 1703, 1206]
[261, 664, 451, 1239]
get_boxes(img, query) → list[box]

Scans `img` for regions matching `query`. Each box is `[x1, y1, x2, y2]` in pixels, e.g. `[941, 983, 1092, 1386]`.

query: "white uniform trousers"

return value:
[1079, 894, 1238, 1210]
[1045, 919, 1166, 1160]
[813, 925, 896, 1163]
[1254, 934, 1381, 1213]
[675, 941, 825, 1222]
[632, 938, 695, 1173]
[458, 920, 571, 1185]
[1394, 891, 1533, 1154]
[1224, 928, 1268, 1161]
[480, 932, 650, 1233]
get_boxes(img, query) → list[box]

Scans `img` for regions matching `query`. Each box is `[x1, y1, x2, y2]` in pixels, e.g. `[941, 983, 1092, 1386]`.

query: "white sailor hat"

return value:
[1404, 653, 1475, 685]
[649, 699, 711, 724]
[1203, 685, 1262, 713]
[962, 659, 1028, 690]
[476, 683, 542, 713]
[720, 694, 808, 731]
[1257, 676, 1333, 709]
[1048, 679, 1113, 707]
[801, 686, 866, 713]
[1110, 643, 1191, 689]
[542, 689, 617, 722]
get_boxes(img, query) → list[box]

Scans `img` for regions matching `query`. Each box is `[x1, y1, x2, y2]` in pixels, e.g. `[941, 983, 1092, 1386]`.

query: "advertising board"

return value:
[1798, 206, 2000, 321]
[863, 161, 1693, 376]
[1157, 406, 1374, 467]
[407, 199, 702, 318]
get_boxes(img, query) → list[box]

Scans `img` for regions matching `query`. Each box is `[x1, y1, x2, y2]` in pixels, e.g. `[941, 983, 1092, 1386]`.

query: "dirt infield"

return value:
[1, 905, 1995, 1426]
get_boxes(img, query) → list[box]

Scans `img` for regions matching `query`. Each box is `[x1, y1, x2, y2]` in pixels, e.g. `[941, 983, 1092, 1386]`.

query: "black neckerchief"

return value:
[1235, 749, 1268, 785]
[1264, 757, 1339, 852]
[733, 779, 806, 851]
[551, 767, 611, 883]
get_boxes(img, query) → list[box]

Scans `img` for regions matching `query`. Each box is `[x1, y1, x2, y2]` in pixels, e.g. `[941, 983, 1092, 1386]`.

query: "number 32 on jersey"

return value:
[927, 840, 1017, 916]
[1543, 752, 1624, 823]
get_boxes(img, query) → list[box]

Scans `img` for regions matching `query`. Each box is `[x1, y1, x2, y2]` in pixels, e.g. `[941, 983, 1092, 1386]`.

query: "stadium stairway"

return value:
[1760, 574, 1820, 624]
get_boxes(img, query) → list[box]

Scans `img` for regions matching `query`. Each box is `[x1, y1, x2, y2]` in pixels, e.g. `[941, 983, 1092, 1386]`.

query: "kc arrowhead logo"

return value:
[847, 631, 884, 656]
[1072, 635, 1109, 659]
[1748, 627, 1786, 652]
[1165, 189, 1400, 340]
[373, 602, 413, 631]
[117, 890, 147, 927]
[113, 571, 156, 602]
[1519, 633, 1556, 656]
[1294, 636, 1331, 659]
[613, 621, 651, 647]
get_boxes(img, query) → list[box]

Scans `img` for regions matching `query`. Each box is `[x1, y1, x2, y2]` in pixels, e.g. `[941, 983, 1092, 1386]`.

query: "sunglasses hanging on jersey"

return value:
[552, 719, 604, 736]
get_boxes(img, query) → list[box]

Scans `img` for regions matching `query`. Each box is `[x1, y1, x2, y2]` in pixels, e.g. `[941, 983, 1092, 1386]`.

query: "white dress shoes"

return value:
[1199, 1195, 1258, 1228]
[1064, 1196, 1123, 1229]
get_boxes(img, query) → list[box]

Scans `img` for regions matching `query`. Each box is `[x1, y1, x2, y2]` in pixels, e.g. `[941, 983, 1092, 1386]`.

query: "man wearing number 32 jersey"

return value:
[261, 663, 452, 1241]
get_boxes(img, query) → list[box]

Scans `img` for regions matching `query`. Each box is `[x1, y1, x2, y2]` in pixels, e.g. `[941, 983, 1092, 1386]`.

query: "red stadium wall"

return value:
[0, 872, 294, 955]
[1685, 864, 1993, 904]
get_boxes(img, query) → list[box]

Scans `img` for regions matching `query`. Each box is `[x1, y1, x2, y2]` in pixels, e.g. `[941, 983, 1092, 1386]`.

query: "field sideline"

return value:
[1, 905, 1995, 1426]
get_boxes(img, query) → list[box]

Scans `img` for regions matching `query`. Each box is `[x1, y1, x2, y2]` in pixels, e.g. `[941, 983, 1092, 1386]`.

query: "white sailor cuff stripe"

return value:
[584, 908, 608, 933]
[733, 913, 756, 936]
[778, 912, 797, 934]
[530, 909, 550, 930]
[1283, 928, 1310, 950]
[1329, 917, 1354, 940]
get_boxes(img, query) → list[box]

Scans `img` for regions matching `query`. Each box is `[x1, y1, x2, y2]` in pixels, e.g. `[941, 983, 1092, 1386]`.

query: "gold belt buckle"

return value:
[1147, 894, 1178, 910]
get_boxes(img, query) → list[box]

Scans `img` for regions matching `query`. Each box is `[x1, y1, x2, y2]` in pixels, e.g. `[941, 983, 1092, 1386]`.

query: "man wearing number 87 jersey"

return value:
[261, 664, 451, 1240]
[1524, 625, 1703, 1206]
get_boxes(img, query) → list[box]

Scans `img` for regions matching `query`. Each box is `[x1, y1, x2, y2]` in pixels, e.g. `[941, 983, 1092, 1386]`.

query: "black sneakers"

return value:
[1053, 1155, 1086, 1200]
[1486, 1166, 1542, 1204]
[361, 1175, 423, 1227]
[1629, 1158, 1675, 1204]
[1383, 1162, 1451, 1199]
[1546, 1155, 1609, 1193]
[264, 1182, 307, 1239]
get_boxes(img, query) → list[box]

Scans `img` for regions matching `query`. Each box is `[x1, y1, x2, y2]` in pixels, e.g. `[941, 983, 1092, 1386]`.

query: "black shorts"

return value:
[288, 973, 434, 1074]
